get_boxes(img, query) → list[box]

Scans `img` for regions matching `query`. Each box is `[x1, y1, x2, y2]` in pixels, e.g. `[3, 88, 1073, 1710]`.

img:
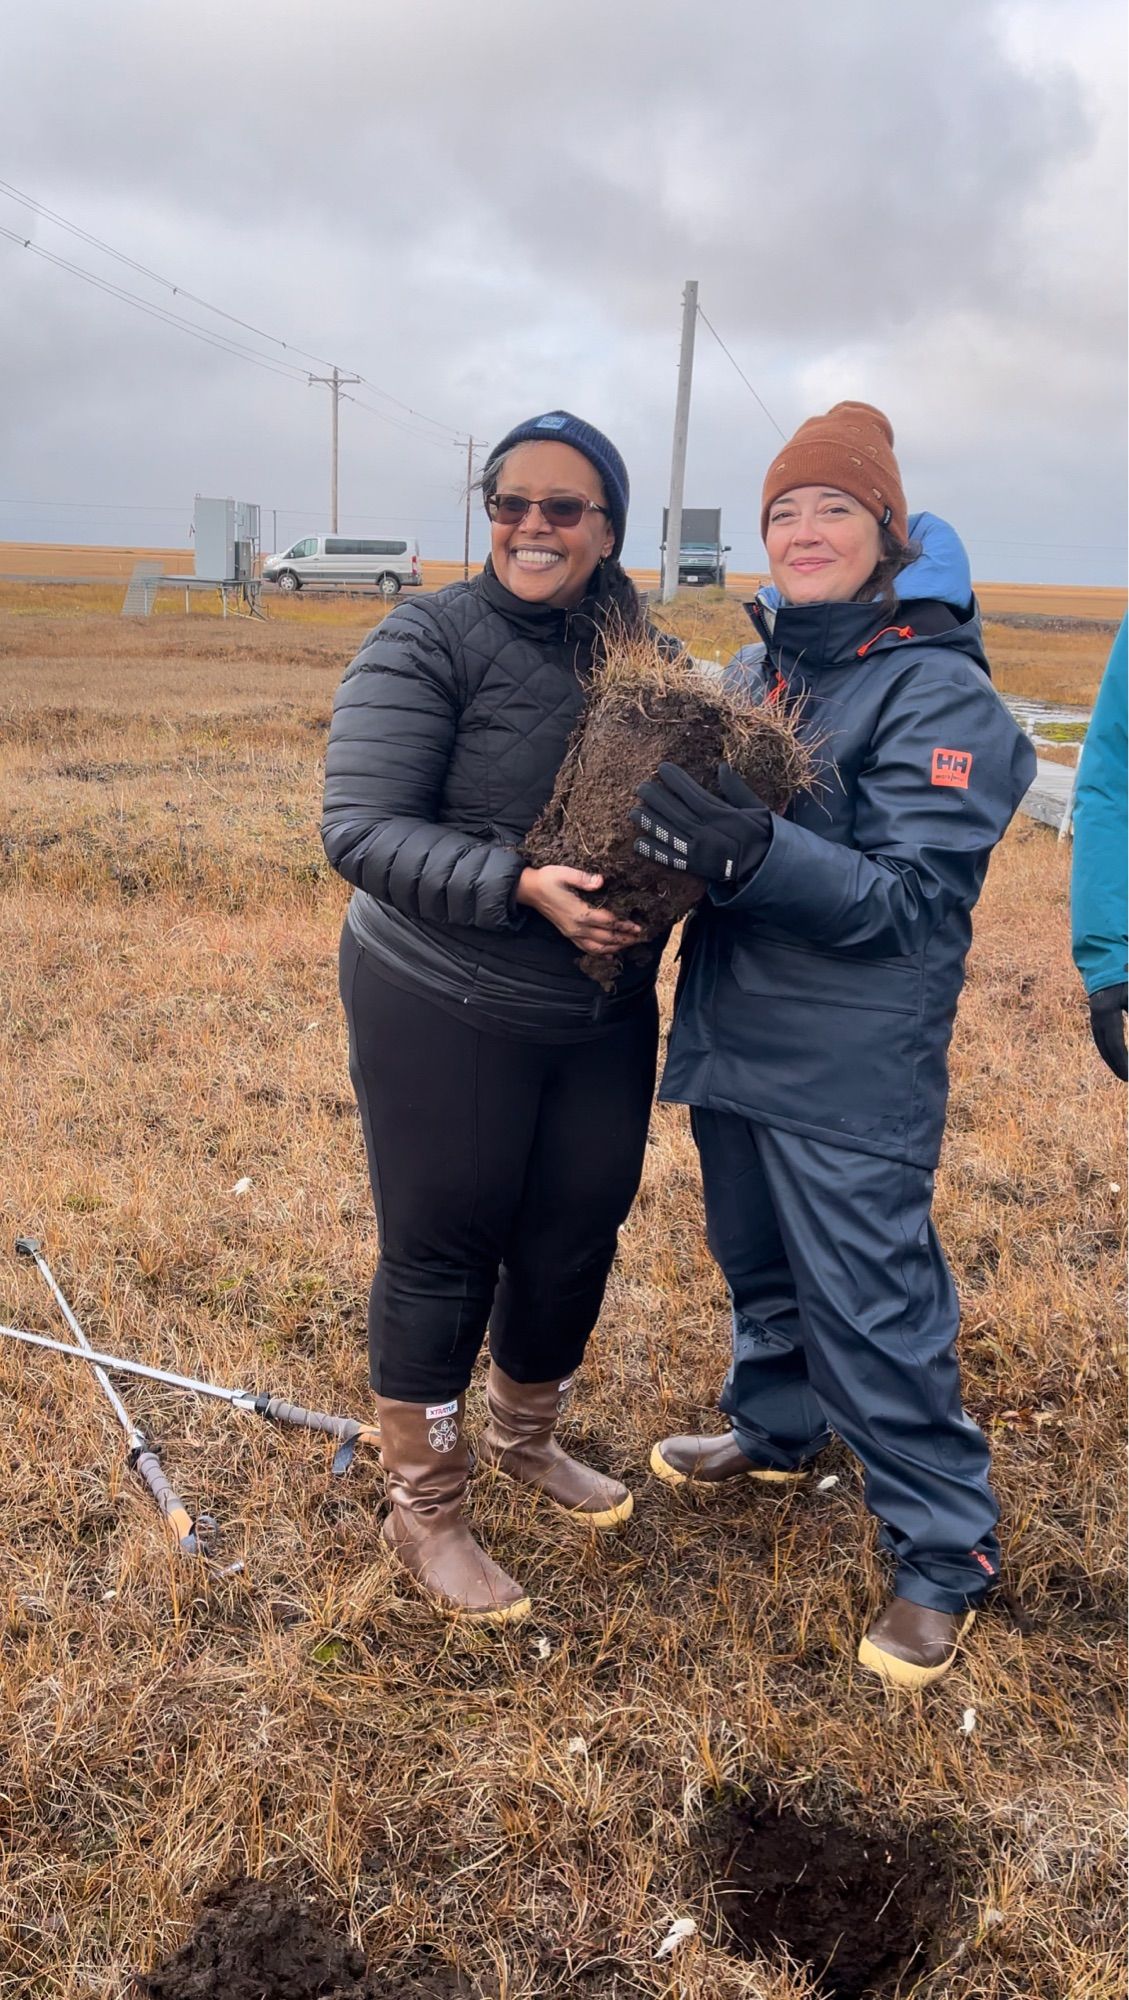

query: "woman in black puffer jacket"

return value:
[322, 411, 662, 1626]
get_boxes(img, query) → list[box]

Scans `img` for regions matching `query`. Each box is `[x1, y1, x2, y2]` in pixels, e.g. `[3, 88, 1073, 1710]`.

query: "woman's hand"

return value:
[516, 867, 643, 956]
[631, 763, 772, 886]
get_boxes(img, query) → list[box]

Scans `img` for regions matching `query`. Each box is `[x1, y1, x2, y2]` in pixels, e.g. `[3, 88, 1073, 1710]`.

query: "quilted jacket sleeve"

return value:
[321, 606, 525, 931]
[715, 657, 1037, 958]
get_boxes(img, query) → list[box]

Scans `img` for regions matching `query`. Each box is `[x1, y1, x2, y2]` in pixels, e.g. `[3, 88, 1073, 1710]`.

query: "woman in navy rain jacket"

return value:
[633, 403, 1036, 1688]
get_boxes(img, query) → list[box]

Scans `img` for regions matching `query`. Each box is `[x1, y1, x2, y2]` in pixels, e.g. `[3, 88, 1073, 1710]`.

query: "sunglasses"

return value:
[485, 492, 611, 529]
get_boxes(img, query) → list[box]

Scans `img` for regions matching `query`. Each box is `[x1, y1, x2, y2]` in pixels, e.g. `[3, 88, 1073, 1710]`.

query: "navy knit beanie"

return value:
[482, 410, 630, 559]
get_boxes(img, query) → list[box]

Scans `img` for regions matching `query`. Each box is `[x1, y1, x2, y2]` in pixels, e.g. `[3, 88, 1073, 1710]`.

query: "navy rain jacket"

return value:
[660, 534, 1037, 1167]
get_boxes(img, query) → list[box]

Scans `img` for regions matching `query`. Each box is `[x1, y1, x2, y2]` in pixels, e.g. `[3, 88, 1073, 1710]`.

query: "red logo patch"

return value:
[932, 748, 973, 788]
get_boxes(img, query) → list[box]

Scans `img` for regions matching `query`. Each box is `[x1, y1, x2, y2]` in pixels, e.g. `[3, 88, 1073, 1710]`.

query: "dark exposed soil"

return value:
[711, 1802, 956, 1998]
[134, 1876, 476, 2000]
[524, 681, 804, 989]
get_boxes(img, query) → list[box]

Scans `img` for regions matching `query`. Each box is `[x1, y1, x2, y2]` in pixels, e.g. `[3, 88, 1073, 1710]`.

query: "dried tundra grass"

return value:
[0, 606, 1124, 1999]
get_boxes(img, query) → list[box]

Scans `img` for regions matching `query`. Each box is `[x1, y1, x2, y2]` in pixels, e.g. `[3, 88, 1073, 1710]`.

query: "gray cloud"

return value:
[1, 0, 1124, 581]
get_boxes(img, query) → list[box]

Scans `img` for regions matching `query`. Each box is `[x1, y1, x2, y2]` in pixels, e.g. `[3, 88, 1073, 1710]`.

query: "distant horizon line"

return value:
[0, 540, 1126, 601]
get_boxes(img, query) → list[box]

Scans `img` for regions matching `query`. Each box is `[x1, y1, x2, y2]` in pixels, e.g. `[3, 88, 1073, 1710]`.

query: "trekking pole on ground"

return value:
[1, 1321, 380, 1474]
[14, 1236, 212, 1556]
[7, 1241, 381, 1476]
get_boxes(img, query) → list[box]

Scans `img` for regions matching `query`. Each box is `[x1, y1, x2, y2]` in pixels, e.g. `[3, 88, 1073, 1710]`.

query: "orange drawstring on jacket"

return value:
[857, 625, 915, 659]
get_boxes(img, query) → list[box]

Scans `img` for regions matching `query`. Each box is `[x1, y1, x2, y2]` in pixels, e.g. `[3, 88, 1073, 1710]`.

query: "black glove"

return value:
[1089, 983, 1128, 1081]
[631, 763, 772, 887]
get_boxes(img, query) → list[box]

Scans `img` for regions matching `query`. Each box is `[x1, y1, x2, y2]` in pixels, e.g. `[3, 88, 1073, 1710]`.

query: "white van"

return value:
[263, 534, 422, 595]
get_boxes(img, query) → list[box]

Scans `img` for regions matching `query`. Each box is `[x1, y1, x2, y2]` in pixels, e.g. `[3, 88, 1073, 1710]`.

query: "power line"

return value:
[0, 497, 484, 524]
[0, 224, 312, 383]
[341, 391, 467, 454]
[349, 380, 475, 445]
[0, 179, 315, 355]
[0, 179, 478, 446]
[696, 306, 788, 441]
[0, 498, 188, 511]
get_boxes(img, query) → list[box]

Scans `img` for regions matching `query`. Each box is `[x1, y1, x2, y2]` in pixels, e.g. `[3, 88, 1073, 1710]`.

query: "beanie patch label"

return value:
[535, 414, 568, 430]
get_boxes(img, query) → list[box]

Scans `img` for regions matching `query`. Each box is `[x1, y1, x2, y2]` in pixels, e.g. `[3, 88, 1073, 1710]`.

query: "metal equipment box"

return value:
[194, 497, 261, 582]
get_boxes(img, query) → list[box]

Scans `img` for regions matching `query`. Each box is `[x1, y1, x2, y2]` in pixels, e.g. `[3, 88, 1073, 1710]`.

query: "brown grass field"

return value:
[0, 542, 1124, 632]
[0, 592, 1124, 1998]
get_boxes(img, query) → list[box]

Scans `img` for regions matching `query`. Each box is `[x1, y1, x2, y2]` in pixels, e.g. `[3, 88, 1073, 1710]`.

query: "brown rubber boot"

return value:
[650, 1427, 810, 1488]
[477, 1363, 633, 1530]
[857, 1597, 976, 1689]
[375, 1394, 531, 1625]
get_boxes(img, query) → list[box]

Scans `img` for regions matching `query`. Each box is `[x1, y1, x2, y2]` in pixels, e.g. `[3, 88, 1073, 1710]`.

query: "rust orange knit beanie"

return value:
[761, 402, 908, 546]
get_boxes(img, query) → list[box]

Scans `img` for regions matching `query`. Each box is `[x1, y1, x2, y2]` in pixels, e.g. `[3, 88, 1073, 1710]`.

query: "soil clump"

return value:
[712, 1801, 955, 1998]
[524, 634, 811, 988]
[135, 1875, 475, 2000]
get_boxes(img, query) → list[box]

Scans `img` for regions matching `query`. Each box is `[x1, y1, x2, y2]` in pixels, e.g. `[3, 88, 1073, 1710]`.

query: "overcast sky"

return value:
[1, 0, 1125, 583]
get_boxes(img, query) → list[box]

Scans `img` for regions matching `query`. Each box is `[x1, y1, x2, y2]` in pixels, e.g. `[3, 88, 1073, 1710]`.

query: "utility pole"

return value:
[662, 279, 698, 603]
[309, 365, 360, 532]
[463, 436, 475, 581]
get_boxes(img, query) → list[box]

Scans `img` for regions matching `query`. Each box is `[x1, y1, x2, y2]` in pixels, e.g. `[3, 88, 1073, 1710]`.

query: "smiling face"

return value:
[765, 486, 882, 605]
[488, 440, 615, 608]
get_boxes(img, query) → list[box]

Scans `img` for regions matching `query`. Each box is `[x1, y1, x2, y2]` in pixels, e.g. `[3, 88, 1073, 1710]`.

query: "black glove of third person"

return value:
[631, 762, 772, 887]
[1089, 982, 1129, 1081]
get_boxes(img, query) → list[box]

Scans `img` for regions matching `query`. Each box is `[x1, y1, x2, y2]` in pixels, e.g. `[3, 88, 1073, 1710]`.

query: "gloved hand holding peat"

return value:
[631, 761, 773, 886]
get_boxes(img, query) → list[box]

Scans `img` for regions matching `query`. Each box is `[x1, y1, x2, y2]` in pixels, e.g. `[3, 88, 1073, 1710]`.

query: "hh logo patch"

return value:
[932, 747, 973, 788]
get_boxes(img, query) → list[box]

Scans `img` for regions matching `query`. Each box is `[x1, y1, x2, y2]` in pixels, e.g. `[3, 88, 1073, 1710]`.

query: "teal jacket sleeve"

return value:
[1071, 616, 1128, 996]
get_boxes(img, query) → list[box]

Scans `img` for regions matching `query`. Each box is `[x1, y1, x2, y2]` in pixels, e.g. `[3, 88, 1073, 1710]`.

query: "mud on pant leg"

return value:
[753, 1124, 1000, 1612]
[489, 997, 660, 1385]
[339, 923, 543, 1403]
[691, 1109, 831, 1471]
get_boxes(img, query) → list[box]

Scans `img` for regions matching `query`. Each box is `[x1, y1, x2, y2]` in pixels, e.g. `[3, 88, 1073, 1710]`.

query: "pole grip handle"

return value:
[258, 1397, 381, 1475]
[130, 1449, 210, 1555]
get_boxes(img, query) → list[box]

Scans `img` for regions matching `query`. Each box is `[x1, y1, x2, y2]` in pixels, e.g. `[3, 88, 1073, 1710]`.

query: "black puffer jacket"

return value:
[321, 564, 664, 1038]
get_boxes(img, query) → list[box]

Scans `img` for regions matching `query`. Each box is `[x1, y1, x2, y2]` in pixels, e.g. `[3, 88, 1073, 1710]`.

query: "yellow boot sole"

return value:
[648, 1441, 809, 1489]
[481, 1457, 634, 1531]
[381, 1525, 532, 1627]
[392, 1556, 532, 1627]
[857, 1610, 976, 1689]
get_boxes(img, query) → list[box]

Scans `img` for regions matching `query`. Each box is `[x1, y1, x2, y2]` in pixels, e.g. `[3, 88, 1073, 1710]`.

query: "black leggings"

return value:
[339, 924, 659, 1402]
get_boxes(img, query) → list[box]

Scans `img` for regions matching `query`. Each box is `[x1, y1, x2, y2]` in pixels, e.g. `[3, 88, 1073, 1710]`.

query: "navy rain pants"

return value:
[693, 1109, 1000, 1613]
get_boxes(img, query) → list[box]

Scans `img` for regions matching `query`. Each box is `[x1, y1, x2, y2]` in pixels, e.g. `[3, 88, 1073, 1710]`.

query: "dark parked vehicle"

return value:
[661, 507, 730, 588]
[677, 540, 728, 587]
